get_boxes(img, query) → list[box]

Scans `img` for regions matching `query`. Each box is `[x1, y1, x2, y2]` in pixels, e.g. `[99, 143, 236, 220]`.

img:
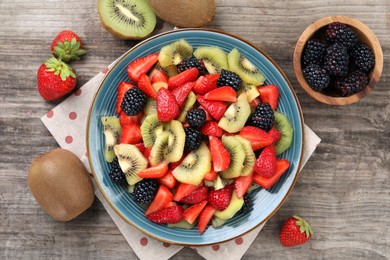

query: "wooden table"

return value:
[1, 0, 389, 259]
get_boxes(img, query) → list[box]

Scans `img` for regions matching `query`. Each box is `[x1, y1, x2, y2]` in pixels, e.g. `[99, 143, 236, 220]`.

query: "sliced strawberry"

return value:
[208, 185, 233, 211]
[143, 146, 152, 160]
[196, 96, 227, 121]
[137, 163, 168, 178]
[269, 128, 282, 144]
[239, 126, 274, 151]
[250, 97, 262, 108]
[156, 88, 180, 122]
[200, 121, 223, 137]
[183, 200, 208, 224]
[116, 82, 135, 114]
[193, 75, 217, 95]
[258, 84, 280, 110]
[170, 81, 195, 107]
[173, 182, 199, 202]
[163, 201, 177, 208]
[168, 68, 199, 90]
[179, 186, 209, 204]
[135, 143, 145, 153]
[119, 111, 143, 126]
[253, 145, 277, 178]
[234, 173, 253, 199]
[205, 73, 220, 85]
[209, 136, 230, 172]
[146, 205, 183, 224]
[204, 86, 237, 102]
[120, 124, 142, 144]
[127, 52, 159, 82]
[198, 204, 216, 234]
[204, 168, 218, 181]
[157, 170, 176, 189]
[145, 185, 173, 216]
[150, 69, 168, 83]
[138, 73, 157, 99]
[253, 159, 290, 189]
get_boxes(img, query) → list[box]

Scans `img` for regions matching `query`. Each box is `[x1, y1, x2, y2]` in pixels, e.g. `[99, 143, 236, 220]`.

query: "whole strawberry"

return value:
[51, 30, 87, 62]
[280, 215, 313, 247]
[37, 57, 77, 101]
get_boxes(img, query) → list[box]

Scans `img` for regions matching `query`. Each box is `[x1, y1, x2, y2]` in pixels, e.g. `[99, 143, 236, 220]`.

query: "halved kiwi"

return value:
[158, 39, 193, 67]
[234, 136, 256, 176]
[98, 0, 157, 40]
[140, 114, 163, 147]
[165, 120, 186, 163]
[193, 46, 229, 74]
[218, 93, 251, 133]
[177, 91, 197, 122]
[101, 116, 122, 162]
[274, 111, 294, 155]
[149, 131, 169, 166]
[227, 48, 266, 86]
[220, 135, 245, 179]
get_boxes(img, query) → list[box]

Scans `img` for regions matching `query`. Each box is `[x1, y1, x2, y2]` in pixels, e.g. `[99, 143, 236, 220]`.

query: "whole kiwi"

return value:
[28, 148, 94, 221]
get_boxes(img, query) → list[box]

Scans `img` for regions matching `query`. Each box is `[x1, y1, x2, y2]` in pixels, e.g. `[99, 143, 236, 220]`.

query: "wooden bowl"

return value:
[293, 16, 383, 105]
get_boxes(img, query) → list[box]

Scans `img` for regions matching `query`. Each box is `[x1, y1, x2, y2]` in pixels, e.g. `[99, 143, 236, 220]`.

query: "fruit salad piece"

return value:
[214, 191, 244, 220]
[253, 159, 290, 189]
[101, 116, 122, 162]
[193, 46, 229, 74]
[114, 144, 148, 185]
[218, 93, 251, 133]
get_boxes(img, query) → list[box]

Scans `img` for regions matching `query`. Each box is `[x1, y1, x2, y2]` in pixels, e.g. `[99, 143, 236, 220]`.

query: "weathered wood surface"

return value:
[1, 0, 389, 259]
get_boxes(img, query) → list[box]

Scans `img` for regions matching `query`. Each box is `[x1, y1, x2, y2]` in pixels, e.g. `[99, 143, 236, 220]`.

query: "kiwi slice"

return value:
[158, 39, 193, 67]
[214, 191, 244, 220]
[218, 93, 251, 133]
[239, 82, 260, 102]
[234, 136, 256, 176]
[152, 82, 168, 92]
[98, 0, 156, 40]
[193, 46, 229, 74]
[149, 131, 169, 166]
[154, 62, 178, 78]
[177, 91, 197, 122]
[113, 144, 148, 185]
[172, 142, 211, 185]
[274, 111, 294, 155]
[101, 116, 122, 162]
[168, 219, 196, 229]
[144, 99, 157, 116]
[212, 217, 227, 228]
[140, 114, 163, 147]
[220, 135, 245, 179]
[165, 120, 186, 163]
[227, 48, 266, 86]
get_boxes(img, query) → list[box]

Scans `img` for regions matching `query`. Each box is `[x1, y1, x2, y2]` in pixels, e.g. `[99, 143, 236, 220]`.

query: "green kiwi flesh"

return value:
[234, 136, 256, 176]
[212, 217, 227, 228]
[193, 46, 229, 74]
[214, 191, 244, 220]
[101, 116, 122, 162]
[149, 131, 169, 166]
[158, 39, 193, 67]
[218, 93, 251, 133]
[168, 219, 196, 229]
[165, 120, 186, 163]
[177, 91, 196, 122]
[220, 135, 245, 179]
[239, 82, 260, 102]
[140, 114, 163, 147]
[274, 111, 294, 155]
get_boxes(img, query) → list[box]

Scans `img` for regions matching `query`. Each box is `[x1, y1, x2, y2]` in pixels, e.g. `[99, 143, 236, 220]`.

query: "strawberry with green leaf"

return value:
[51, 30, 87, 62]
[280, 215, 313, 247]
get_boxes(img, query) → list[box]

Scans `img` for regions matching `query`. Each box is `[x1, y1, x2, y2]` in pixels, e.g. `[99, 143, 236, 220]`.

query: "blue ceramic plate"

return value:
[87, 29, 304, 246]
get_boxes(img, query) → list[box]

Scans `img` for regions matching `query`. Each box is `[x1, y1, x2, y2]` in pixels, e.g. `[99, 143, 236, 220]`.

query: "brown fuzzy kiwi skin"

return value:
[149, 0, 215, 28]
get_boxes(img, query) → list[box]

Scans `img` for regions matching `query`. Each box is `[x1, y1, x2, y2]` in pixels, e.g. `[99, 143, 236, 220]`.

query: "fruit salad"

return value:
[101, 39, 294, 234]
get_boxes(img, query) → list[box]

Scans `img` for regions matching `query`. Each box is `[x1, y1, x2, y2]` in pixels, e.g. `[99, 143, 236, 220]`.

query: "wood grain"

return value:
[1, 0, 389, 259]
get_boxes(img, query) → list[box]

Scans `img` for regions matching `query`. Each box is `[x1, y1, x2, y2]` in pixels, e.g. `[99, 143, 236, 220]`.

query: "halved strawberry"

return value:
[204, 86, 237, 102]
[204, 168, 218, 181]
[120, 124, 142, 144]
[198, 204, 216, 234]
[253, 159, 290, 189]
[258, 84, 280, 110]
[157, 170, 176, 189]
[116, 82, 135, 114]
[138, 73, 157, 99]
[170, 81, 194, 107]
[197, 96, 227, 121]
[156, 88, 180, 122]
[234, 173, 253, 199]
[253, 145, 277, 178]
[239, 126, 274, 151]
[119, 111, 143, 126]
[137, 163, 168, 178]
[168, 68, 199, 90]
[163, 201, 177, 208]
[269, 128, 282, 144]
[179, 186, 209, 204]
[200, 121, 223, 137]
[173, 182, 199, 202]
[209, 136, 230, 172]
[150, 69, 168, 83]
[183, 200, 208, 224]
[146, 204, 183, 224]
[127, 52, 159, 82]
[193, 75, 217, 95]
[145, 185, 173, 216]
[208, 185, 233, 211]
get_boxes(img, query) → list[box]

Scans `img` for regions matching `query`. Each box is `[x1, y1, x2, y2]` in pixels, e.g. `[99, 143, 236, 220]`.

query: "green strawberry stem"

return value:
[45, 57, 76, 81]
[54, 37, 87, 62]
[293, 215, 314, 238]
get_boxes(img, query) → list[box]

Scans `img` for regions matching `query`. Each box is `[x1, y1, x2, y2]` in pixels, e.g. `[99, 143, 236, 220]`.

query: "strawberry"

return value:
[120, 124, 142, 144]
[149, 69, 168, 83]
[182, 200, 208, 224]
[253, 145, 277, 178]
[269, 128, 282, 144]
[200, 121, 223, 137]
[157, 170, 176, 189]
[204, 86, 237, 102]
[198, 204, 216, 234]
[196, 96, 227, 121]
[280, 215, 313, 247]
[250, 97, 262, 108]
[119, 111, 143, 126]
[234, 173, 253, 199]
[170, 81, 195, 107]
[168, 68, 199, 90]
[135, 143, 145, 153]
[138, 73, 157, 98]
[145, 185, 173, 216]
[50, 30, 86, 62]
[193, 74, 217, 95]
[203, 168, 218, 181]
[198, 106, 213, 121]
[173, 183, 199, 202]
[258, 84, 280, 110]
[253, 159, 290, 189]
[208, 185, 233, 211]
[116, 82, 135, 114]
[239, 126, 274, 151]
[137, 164, 168, 178]
[156, 88, 180, 122]
[209, 136, 230, 172]
[143, 146, 152, 160]
[179, 186, 209, 204]
[127, 52, 159, 82]
[146, 205, 183, 224]
[37, 57, 77, 101]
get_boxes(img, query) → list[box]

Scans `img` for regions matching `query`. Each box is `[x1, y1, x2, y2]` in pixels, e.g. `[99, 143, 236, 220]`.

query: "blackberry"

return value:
[109, 158, 126, 183]
[302, 39, 327, 67]
[177, 56, 206, 75]
[121, 88, 147, 116]
[249, 103, 274, 132]
[184, 127, 202, 150]
[325, 22, 358, 49]
[349, 43, 375, 72]
[186, 108, 206, 128]
[335, 70, 368, 97]
[237, 193, 252, 215]
[217, 69, 242, 91]
[323, 43, 349, 77]
[132, 179, 159, 204]
[303, 64, 330, 91]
